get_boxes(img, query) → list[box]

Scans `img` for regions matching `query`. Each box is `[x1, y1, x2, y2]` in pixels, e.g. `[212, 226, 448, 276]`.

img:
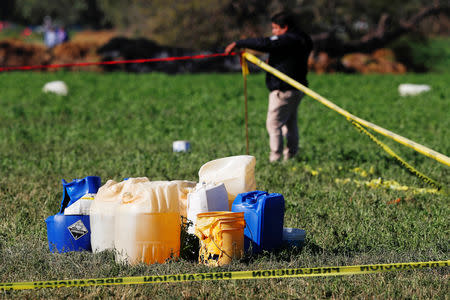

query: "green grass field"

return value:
[0, 69, 448, 298]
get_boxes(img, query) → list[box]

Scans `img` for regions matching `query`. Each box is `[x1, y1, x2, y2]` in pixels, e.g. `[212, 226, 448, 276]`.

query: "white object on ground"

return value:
[398, 84, 431, 96]
[173, 140, 191, 152]
[186, 182, 229, 234]
[199, 155, 256, 210]
[42, 81, 68, 96]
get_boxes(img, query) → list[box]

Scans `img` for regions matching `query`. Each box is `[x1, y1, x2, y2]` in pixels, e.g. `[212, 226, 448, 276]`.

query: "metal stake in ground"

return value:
[241, 53, 250, 155]
[244, 74, 249, 155]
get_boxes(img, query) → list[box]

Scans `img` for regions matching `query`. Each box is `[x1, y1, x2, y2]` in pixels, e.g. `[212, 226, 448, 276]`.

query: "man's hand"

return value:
[225, 42, 237, 54]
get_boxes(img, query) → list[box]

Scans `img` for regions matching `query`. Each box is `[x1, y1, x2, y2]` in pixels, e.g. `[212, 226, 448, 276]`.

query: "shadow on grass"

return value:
[180, 227, 312, 265]
[240, 244, 307, 265]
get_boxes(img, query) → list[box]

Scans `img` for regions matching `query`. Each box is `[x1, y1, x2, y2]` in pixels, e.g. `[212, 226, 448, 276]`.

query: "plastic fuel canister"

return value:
[45, 176, 101, 253]
[232, 191, 284, 253]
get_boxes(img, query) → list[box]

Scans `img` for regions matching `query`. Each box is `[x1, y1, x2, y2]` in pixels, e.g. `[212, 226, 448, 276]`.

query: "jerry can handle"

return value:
[59, 179, 71, 213]
[242, 191, 267, 204]
[58, 176, 101, 213]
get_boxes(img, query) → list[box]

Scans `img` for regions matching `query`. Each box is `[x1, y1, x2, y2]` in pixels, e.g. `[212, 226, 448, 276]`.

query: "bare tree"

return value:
[312, 3, 450, 57]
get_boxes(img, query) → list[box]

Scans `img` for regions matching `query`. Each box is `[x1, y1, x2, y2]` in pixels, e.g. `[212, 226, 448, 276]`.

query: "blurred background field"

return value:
[0, 69, 448, 298]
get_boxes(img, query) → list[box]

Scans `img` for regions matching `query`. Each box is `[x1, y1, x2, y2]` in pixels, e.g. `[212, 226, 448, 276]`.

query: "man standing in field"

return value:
[225, 11, 313, 162]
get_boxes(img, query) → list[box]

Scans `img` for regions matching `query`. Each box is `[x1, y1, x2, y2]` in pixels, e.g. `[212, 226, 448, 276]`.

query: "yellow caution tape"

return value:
[298, 165, 440, 194]
[349, 120, 443, 190]
[304, 165, 321, 176]
[335, 178, 441, 194]
[242, 52, 450, 167]
[351, 167, 374, 178]
[1, 261, 448, 291]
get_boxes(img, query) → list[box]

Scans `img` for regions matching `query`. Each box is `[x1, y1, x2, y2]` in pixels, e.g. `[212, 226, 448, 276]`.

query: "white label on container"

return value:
[67, 220, 88, 240]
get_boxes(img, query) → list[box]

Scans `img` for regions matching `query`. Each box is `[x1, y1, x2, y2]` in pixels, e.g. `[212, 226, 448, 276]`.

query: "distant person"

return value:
[225, 11, 313, 162]
[57, 27, 69, 44]
[44, 27, 57, 48]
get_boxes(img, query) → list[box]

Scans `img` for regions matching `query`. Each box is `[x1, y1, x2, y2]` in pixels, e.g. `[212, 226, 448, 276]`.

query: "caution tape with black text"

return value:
[1, 260, 448, 291]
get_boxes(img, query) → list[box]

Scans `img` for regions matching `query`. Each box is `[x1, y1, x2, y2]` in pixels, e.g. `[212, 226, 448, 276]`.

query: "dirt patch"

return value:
[0, 32, 407, 74]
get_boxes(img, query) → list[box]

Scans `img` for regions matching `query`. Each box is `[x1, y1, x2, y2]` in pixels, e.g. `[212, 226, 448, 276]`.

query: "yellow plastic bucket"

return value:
[195, 211, 245, 266]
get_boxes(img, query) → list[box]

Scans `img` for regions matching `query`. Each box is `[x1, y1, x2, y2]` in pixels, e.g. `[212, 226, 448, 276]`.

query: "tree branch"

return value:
[312, 4, 450, 57]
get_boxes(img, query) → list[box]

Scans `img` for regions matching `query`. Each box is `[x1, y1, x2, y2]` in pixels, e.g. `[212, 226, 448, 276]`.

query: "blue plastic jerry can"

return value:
[59, 176, 102, 213]
[45, 176, 101, 253]
[45, 214, 92, 253]
[232, 191, 285, 253]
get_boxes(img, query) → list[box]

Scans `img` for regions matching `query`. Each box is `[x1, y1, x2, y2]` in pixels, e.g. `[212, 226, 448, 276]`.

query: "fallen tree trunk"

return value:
[311, 4, 449, 57]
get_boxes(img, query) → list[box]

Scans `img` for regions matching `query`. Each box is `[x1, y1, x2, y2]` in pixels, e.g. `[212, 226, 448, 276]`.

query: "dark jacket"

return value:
[236, 31, 313, 91]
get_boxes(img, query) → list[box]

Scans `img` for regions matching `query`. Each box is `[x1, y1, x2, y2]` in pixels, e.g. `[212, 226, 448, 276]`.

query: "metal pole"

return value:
[244, 72, 249, 155]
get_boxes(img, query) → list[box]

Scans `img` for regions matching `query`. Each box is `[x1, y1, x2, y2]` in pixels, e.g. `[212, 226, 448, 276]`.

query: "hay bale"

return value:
[0, 39, 50, 68]
[372, 48, 396, 62]
[50, 41, 102, 71]
[340, 50, 406, 74]
[308, 52, 338, 74]
[53, 42, 89, 60]
[315, 52, 332, 74]
[71, 30, 118, 47]
[341, 53, 371, 72]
